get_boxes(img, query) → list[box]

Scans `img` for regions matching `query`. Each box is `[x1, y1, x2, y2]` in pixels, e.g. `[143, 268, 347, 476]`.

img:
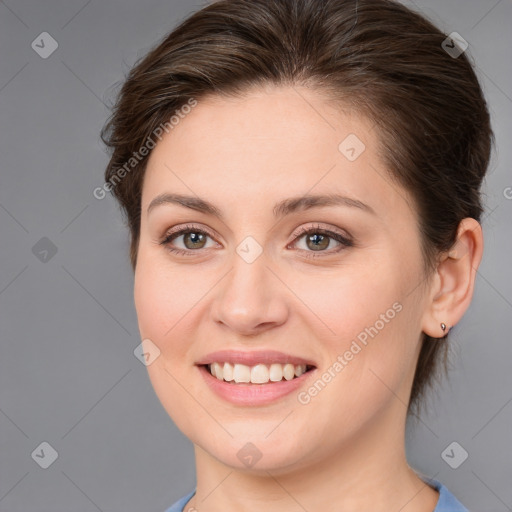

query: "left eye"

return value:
[290, 225, 353, 257]
[295, 229, 350, 252]
[160, 224, 353, 258]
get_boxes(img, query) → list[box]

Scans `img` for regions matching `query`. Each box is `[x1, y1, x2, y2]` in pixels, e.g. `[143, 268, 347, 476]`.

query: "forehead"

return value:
[142, 85, 414, 222]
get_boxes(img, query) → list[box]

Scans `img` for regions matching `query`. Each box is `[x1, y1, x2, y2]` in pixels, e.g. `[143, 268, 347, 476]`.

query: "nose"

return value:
[210, 248, 289, 336]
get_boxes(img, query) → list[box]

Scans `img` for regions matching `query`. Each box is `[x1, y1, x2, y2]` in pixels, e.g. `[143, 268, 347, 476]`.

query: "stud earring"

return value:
[441, 323, 447, 332]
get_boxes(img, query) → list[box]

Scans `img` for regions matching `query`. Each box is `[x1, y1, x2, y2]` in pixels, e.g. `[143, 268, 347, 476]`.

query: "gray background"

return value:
[0, 0, 510, 510]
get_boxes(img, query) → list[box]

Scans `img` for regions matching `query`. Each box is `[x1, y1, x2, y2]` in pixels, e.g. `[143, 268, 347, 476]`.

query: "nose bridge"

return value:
[224, 242, 272, 309]
[212, 238, 287, 332]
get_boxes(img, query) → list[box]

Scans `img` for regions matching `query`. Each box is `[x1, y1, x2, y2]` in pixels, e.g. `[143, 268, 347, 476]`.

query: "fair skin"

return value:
[134, 84, 482, 512]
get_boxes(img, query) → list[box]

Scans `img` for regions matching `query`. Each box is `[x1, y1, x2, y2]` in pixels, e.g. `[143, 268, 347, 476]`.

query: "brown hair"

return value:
[101, 0, 494, 416]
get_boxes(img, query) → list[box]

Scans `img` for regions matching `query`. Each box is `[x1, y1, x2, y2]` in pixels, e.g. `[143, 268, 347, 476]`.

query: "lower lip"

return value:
[198, 365, 316, 406]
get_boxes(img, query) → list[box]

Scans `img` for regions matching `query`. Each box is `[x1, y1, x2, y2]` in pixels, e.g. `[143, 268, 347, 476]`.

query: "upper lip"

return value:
[196, 350, 316, 367]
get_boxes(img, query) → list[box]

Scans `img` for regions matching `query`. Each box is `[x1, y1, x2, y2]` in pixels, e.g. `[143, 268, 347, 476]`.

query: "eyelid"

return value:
[161, 223, 216, 242]
[290, 223, 352, 244]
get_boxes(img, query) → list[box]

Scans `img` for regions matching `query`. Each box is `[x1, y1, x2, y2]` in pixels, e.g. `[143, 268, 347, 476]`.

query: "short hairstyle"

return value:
[101, 0, 494, 415]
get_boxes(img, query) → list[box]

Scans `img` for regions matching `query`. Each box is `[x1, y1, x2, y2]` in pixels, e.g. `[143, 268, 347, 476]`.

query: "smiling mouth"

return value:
[202, 362, 315, 384]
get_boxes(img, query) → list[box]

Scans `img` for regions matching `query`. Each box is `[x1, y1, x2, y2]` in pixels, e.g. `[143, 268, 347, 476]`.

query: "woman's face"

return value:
[134, 85, 430, 472]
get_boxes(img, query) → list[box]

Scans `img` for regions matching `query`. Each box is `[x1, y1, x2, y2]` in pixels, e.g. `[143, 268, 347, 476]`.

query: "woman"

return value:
[101, 0, 493, 510]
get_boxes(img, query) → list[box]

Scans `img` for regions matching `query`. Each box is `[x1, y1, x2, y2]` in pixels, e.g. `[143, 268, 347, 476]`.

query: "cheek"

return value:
[294, 257, 405, 346]
[294, 258, 421, 409]
[134, 253, 202, 347]
[133, 258, 202, 434]
[133, 257, 198, 406]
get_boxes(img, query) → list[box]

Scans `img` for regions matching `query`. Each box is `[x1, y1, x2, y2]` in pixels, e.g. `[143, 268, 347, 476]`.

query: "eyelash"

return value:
[159, 223, 353, 259]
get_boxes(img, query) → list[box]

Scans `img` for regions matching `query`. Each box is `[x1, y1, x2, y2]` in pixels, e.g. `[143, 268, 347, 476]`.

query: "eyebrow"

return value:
[147, 192, 375, 219]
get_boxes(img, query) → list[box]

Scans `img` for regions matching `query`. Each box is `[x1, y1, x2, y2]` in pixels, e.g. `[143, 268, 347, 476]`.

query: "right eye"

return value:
[159, 224, 218, 256]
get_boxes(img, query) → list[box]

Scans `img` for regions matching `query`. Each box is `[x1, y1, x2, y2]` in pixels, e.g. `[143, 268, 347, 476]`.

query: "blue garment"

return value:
[163, 478, 468, 511]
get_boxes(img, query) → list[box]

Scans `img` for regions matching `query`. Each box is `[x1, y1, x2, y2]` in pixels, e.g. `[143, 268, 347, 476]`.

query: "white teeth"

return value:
[295, 364, 306, 377]
[223, 362, 234, 381]
[283, 363, 295, 380]
[207, 362, 309, 384]
[269, 363, 283, 382]
[251, 364, 269, 383]
[213, 362, 223, 380]
[233, 363, 251, 383]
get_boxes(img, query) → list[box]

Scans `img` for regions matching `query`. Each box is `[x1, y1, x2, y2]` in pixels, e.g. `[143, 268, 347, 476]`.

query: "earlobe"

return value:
[421, 218, 484, 338]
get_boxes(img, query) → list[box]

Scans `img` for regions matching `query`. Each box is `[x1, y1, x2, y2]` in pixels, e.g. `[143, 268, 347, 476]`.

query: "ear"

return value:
[421, 218, 484, 338]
